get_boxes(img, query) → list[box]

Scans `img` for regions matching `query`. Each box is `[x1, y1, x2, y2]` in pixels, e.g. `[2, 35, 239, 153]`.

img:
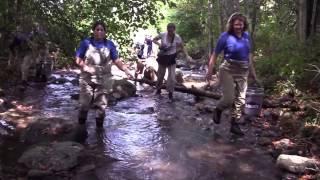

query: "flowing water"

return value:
[0, 70, 280, 180]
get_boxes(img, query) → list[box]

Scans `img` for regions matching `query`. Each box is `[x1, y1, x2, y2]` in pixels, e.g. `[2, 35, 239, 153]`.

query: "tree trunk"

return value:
[207, 0, 213, 57]
[134, 78, 303, 110]
[310, 0, 318, 37]
[218, 0, 240, 32]
[16, 0, 24, 25]
[243, 0, 263, 50]
[134, 78, 221, 99]
[297, 0, 307, 42]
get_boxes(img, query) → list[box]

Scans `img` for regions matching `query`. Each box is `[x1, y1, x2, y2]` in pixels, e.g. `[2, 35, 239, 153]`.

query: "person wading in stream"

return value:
[206, 13, 259, 136]
[75, 20, 133, 128]
[153, 23, 184, 100]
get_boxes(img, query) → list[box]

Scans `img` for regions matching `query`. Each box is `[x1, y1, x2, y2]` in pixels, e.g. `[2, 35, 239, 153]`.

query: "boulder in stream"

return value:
[276, 154, 319, 173]
[18, 141, 84, 176]
[111, 79, 136, 100]
[20, 117, 77, 144]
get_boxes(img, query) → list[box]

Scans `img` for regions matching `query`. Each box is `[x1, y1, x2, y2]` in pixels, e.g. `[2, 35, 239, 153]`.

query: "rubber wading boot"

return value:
[96, 117, 104, 128]
[78, 110, 88, 125]
[212, 108, 222, 124]
[168, 92, 173, 100]
[78, 118, 86, 125]
[156, 89, 161, 95]
[230, 117, 244, 136]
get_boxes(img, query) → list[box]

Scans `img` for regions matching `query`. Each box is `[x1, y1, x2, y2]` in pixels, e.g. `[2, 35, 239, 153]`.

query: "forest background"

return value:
[0, 0, 319, 125]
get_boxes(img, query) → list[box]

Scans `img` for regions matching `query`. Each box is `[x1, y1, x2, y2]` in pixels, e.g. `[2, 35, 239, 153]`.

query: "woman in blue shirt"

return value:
[206, 13, 259, 136]
[75, 21, 133, 128]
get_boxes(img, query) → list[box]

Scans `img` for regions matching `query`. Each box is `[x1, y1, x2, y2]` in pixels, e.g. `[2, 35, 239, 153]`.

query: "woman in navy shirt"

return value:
[206, 13, 259, 136]
[75, 21, 133, 128]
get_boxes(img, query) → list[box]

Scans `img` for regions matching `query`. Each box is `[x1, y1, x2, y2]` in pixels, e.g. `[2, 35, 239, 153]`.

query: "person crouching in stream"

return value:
[75, 20, 133, 128]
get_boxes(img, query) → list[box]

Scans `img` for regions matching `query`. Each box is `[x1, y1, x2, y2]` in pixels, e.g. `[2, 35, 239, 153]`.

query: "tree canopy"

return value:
[0, 0, 174, 56]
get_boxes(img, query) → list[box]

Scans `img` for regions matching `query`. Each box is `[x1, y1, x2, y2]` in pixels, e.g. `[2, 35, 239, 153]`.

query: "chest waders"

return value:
[78, 43, 113, 128]
[214, 59, 249, 136]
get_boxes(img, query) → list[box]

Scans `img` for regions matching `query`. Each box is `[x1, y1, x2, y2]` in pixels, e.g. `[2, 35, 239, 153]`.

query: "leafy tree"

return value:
[0, 0, 172, 57]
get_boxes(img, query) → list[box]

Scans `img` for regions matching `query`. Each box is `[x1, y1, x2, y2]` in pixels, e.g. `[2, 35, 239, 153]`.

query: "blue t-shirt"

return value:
[214, 32, 251, 62]
[75, 37, 118, 61]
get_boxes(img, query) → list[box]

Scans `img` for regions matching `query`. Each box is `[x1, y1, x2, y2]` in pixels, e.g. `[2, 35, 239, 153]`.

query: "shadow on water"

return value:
[0, 70, 280, 180]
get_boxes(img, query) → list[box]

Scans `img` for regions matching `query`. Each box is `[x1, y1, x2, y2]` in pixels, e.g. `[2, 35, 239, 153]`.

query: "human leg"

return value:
[156, 64, 166, 94]
[167, 64, 176, 99]
[78, 78, 93, 124]
[213, 69, 235, 124]
[93, 89, 108, 128]
[229, 75, 248, 136]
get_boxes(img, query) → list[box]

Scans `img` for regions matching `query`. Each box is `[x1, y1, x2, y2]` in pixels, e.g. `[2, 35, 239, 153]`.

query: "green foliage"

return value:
[37, 0, 172, 57]
[0, 0, 172, 58]
[161, 0, 220, 57]
[253, 1, 320, 93]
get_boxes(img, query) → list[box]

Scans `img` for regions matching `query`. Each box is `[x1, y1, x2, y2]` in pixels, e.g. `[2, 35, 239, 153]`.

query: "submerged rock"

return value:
[20, 117, 77, 144]
[18, 141, 84, 173]
[112, 79, 136, 100]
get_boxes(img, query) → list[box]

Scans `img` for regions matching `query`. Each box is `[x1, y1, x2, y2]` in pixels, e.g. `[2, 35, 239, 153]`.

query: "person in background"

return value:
[153, 23, 184, 100]
[75, 20, 133, 128]
[145, 35, 153, 58]
[206, 13, 259, 136]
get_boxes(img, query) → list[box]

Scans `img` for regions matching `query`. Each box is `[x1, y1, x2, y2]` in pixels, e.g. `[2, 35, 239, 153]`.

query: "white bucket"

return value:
[244, 87, 264, 117]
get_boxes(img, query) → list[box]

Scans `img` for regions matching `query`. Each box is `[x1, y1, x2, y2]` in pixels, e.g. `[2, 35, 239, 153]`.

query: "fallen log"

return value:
[133, 78, 221, 99]
[133, 78, 305, 110]
[262, 99, 301, 110]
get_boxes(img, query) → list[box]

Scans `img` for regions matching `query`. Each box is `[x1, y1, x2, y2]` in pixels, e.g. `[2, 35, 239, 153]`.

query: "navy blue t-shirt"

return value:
[75, 37, 118, 61]
[214, 32, 251, 62]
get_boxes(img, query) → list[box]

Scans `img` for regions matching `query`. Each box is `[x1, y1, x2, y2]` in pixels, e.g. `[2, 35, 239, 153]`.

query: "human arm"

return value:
[75, 39, 95, 73]
[176, 35, 185, 53]
[75, 56, 96, 73]
[206, 52, 218, 81]
[248, 53, 261, 86]
[75, 57, 85, 68]
[113, 59, 134, 79]
[205, 33, 226, 81]
[152, 33, 162, 47]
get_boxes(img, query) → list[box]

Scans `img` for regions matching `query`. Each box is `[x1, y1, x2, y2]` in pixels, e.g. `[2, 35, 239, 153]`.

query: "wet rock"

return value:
[138, 107, 155, 114]
[47, 76, 57, 84]
[28, 169, 51, 177]
[263, 109, 279, 122]
[195, 117, 204, 126]
[260, 130, 281, 138]
[0, 98, 15, 113]
[300, 126, 318, 138]
[54, 77, 69, 84]
[279, 111, 303, 135]
[272, 138, 295, 150]
[70, 93, 79, 100]
[0, 88, 5, 97]
[176, 58, 189, 68]
[276, 154, 319, 173]
[20, 117, 77, 144]
[175, 70, 184, 84]
[112, 79, 136, 100]
[281, 172, 299, 180]
[258, 137, 273, 146]
[70, 78, 79, 86]
[157, 114, 175, 122]
[311, 128, 320, 147]
[18, 141, 84, 172]
[76, 164, 96, 173]
[194, 103, 213, 113]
